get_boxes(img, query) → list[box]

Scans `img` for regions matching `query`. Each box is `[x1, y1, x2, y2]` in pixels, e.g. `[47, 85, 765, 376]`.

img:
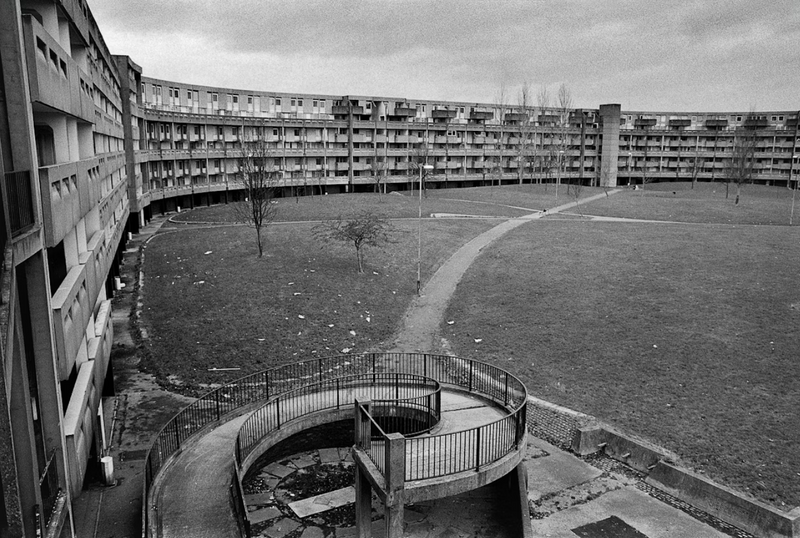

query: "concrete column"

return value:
[355, 465, 372, 538]
[385, 495, 404, 538]
[384, 433, 406, 538]
[599, 104, 621, 187]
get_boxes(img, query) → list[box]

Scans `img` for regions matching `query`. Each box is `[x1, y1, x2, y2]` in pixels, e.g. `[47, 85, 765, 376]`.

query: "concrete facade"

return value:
[0, 0, 127, 536]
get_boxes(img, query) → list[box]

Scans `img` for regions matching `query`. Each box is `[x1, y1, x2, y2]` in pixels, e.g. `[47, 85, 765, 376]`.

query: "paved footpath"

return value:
[391, 192, 618, 353]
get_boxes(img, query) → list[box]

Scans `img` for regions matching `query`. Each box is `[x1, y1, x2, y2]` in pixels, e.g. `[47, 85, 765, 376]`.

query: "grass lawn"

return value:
[171, 185, 594, 224]
[140, 216, 496, 388]
[441, 217, 800, 509]
[139, 183, 799, 510]
[580, 181, 800, 226]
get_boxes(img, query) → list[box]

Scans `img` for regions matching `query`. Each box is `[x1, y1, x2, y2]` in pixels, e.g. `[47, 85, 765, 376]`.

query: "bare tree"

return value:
[516, 82, 536, 184]
[536, 86, 551, 183]
[495, 82, 508, 187]
[555, 84, 573, 198]
[689, 154, 705, 189]
[369, 155, 386, 194]
[599, 161, 614, 196]
[724, 114, 758, 205]
[234, 131, 278, 257]
[312, 211, 396, 273]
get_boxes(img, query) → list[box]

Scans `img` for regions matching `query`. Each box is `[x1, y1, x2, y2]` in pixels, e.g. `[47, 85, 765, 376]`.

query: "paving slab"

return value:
[525, 437, 603, 502]
[338, 447, 353, 462]
[289, 486, 355, 517]
[318, 447, 341, 464]
[287, 452, 318, 469]
[246, 492, 275, 506]
[249, 506, 282, 524]
[299, 527, 326, 538]
[531, 486, 729, 538]
[263, 462, 295, 479]
[262, 517, 301, 538]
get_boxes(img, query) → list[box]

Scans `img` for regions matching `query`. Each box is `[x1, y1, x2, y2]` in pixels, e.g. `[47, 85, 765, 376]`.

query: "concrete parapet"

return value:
[646, 461, 800, 538]
[571, 424, 678, 473]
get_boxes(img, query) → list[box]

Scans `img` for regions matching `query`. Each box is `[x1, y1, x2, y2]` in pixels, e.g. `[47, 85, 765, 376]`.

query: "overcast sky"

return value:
[90, 0, 799, 113]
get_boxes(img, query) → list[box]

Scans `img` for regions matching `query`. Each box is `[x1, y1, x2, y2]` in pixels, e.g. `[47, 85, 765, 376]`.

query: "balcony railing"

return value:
[6, 170, 35, 236]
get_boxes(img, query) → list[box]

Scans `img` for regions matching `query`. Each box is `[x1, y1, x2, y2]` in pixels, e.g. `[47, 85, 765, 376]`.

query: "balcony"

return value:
[63, 359, 98, 495]
[470, 110, 494, 121]
[744, 118, 769, 129]
[22, 16, 94, 123]
[89, 300, 113, 398]
[634, 118, 657, 128]
[393, 107, 415, 117]
[705, 119, 729, 128]
[332, 105, 364, 115]
[505, 113, 528, 123]
[38, 160, 94, 247]
[432, 109, 456, 119]
[669, 119, 692, 128]
[52, 264, 90, 379]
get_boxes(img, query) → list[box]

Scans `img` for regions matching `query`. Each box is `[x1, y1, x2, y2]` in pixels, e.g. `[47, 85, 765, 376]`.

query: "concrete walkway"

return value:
[391, 191, 617, 352]
[155, 415, 251, 538]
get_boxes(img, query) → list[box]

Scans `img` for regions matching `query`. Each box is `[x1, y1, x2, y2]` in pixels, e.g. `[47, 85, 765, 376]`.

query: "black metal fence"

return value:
[235, 372, 440, 466]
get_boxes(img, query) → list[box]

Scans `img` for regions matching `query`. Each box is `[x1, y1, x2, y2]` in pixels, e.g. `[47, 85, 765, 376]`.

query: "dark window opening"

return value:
[47, 242, 67, 295]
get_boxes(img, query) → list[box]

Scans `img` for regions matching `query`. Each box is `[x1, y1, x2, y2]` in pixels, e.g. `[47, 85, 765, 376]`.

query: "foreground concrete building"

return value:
[0, 0, 798, 536]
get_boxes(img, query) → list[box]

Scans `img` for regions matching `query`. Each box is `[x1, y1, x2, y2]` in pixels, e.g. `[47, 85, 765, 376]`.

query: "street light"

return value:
[556, 150, 564, 200]
[417, 164, 434, 296]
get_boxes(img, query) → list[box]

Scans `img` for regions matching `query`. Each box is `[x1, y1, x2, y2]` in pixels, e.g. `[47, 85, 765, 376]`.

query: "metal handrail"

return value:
[235, 372, 440, 465]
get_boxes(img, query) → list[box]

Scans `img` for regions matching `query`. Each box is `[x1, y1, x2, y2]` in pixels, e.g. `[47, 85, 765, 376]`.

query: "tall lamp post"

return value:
[417, 164, 434, 296]
[556, 150, 564, 200]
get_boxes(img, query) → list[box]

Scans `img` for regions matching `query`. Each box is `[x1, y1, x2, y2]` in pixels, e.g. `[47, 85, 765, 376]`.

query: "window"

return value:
[275, 98, 281, 106]
[297, 99, 303, 107]
[291, 99, 296, 107]
[313, 100, 318, 108]
[248, 96, 253, 104]
[231, 95, 239, 104]
[319, 100, 325, 108]
[212, 93, 218, 102]
[736, 116, 742, 122]
[273, 129, 278, 136]
[294, 129, 300, 136]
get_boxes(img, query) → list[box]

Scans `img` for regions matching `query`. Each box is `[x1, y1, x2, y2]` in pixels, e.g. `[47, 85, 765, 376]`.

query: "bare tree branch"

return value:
[312, 211, 397, 273]
[234, 129, 279, 257]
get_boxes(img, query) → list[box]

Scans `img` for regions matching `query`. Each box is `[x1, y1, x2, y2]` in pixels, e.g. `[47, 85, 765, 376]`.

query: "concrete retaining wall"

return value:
[646, 461, 800, 538]
[572, 423, 800, 537]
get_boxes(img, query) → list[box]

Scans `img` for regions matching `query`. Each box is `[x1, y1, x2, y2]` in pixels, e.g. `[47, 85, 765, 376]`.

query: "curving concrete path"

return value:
[390, 192, 618, 352]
